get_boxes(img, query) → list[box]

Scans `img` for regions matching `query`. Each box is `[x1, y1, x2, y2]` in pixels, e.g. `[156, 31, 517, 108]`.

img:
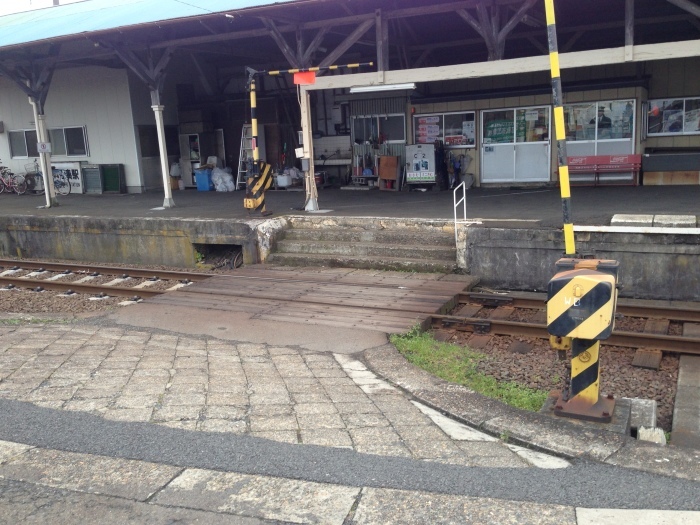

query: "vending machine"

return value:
[405, 144, 436, 185]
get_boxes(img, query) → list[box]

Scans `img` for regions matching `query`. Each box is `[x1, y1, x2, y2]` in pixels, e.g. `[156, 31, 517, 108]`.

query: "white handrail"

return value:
[453, 181, 466, 244]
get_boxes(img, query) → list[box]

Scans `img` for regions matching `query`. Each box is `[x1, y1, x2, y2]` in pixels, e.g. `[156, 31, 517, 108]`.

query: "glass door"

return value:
[514, 107, 551, 182]
[481, 109, 515, 182]
[482, 107, 551, 183]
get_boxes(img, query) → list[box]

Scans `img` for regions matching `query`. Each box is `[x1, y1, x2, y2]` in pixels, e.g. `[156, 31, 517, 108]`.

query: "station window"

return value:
[8, 126, 89, 158]
[563, 100, 635, 142]
[413, 111, 476, 148]
[647, 97, 700, 136]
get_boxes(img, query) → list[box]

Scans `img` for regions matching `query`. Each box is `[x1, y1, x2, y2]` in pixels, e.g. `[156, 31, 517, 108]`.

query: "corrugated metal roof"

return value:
[0, 0, 298, 50]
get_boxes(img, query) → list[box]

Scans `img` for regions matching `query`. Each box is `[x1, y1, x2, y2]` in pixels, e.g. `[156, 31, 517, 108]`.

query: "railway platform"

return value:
[0, 184, 699, 226]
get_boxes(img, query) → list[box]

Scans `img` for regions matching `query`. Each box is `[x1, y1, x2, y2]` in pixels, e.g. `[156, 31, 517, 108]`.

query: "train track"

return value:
[0, 259, 211, 300]
[430, 291, 700, 356]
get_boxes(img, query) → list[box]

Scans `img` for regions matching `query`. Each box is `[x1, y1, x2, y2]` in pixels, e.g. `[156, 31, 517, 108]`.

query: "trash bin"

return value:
[194, 168, 214, 191]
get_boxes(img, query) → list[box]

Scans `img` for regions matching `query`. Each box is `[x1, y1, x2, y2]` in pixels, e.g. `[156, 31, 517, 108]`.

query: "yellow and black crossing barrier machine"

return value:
[547, 259, 619, 422]
[544, 0, 620, 423]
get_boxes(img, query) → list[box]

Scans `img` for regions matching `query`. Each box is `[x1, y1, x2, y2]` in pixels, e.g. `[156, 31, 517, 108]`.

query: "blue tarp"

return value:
[0, 0, 297, 50]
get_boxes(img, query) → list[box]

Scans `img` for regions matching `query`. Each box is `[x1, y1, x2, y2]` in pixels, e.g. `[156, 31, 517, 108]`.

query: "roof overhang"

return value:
[0, 0, 300, 50]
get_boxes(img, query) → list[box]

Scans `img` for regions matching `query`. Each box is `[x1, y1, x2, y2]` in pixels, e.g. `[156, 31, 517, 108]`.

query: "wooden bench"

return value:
[564, 154, 641, 186]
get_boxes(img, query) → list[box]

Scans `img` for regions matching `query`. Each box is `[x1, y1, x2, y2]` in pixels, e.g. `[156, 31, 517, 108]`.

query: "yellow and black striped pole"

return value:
[545, 0, 575, 256]
[264, 62, 374, 77]
[243, 73, 273, 216]
[569, 338, 602, 408]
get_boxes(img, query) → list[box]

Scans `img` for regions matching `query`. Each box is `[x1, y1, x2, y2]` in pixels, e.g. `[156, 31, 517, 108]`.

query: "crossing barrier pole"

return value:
[545, 0, 575, 256]
[243, 70, 273, 216]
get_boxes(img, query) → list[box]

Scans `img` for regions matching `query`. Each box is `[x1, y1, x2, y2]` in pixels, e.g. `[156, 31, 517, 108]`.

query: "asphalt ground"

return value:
[1, 183, 699, 227]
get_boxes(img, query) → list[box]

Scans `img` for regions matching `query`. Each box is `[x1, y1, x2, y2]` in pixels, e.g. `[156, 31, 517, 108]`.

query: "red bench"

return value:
[564, 154, 641, 186]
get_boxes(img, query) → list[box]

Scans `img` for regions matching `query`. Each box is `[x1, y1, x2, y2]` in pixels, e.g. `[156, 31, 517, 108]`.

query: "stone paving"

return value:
[0, 322, 566, 469]
[4, 321, 700, 524]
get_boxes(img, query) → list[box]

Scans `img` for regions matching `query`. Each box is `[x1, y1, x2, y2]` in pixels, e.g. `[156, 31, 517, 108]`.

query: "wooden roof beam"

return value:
[667, 0, 700, 19]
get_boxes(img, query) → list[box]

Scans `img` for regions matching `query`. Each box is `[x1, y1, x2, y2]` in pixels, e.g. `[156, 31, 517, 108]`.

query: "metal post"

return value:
[544, 0, 575, 255]
[300, 86, 319, 211]
[30, 102, 57, 208]
[152, 105, 175, 208]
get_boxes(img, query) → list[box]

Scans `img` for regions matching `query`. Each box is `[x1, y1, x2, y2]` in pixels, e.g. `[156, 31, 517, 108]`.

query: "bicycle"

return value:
[0, 161, 27, 195]
[24, 160, 71, 196]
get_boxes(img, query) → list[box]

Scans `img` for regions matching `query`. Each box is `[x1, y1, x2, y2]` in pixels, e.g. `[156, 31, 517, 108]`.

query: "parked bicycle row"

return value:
[0, 159, 71, 195]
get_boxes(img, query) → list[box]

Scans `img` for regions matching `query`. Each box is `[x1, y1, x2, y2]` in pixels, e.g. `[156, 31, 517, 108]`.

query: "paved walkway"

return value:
[1, 313, 700, 523]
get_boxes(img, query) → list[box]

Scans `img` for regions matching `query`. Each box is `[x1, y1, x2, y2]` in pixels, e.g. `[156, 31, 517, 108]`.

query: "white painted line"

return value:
[333, 354, 396, 392]
[359, 382, 396, 394]
[574, 225, 700, 235]
[506, 443, 570, 469]
[576, 508, 700, 525]
[333, 354, 366, 371]
[411, 401, 497, 442]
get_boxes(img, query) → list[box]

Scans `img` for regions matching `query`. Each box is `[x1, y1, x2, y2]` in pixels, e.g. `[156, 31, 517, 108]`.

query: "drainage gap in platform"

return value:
[193, 244, 243, 270]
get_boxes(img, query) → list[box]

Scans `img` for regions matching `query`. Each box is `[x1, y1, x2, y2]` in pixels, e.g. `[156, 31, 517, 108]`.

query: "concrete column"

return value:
[300, 87, 319, 212]
[152, 104, 175, 208]
[30, 101, 57, 208]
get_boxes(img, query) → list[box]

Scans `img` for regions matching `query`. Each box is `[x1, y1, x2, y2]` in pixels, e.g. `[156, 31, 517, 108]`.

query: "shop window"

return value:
[564, 100, 635, 142]
[647, 97, 700, 136]
[414, 111, 475, 147]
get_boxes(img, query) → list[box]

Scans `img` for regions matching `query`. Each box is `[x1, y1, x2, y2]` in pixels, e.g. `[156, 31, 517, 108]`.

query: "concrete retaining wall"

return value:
[1, 215, 697, 301]
[465, 226, 700, 301]
[0, 216, 259, 268]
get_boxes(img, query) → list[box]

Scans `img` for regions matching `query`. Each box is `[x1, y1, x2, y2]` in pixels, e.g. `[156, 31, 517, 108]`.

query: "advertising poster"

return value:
[484, 120, 513, 144]
[415, 115, 442, 144]
[52, 162, 83, 193]
[685, 108, 700, 133]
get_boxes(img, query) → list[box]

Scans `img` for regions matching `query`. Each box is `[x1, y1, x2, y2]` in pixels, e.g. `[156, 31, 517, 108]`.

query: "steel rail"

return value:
[0, 259, 211, 281]
[0, 276, 163, 299]
[430, 314, 700, 355]
[462, 292, 700, 323]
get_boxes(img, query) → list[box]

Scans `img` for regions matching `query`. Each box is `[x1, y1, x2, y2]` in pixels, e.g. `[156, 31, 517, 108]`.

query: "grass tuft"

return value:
[391, 328, 548, 412]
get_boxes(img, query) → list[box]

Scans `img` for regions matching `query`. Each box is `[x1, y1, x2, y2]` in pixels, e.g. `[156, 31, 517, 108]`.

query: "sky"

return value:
[0, 0, 87, 16]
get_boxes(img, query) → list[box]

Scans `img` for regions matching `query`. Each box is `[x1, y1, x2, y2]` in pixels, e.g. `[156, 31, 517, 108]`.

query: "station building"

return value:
[0, 0, 699, 197]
